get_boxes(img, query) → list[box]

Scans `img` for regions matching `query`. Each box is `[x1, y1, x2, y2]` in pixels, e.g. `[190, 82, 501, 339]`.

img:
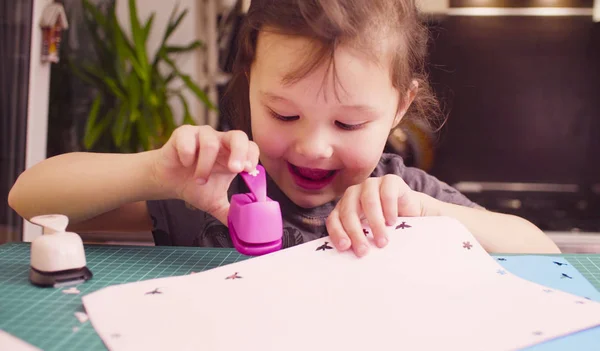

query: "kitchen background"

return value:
[2, 0, 599, 252]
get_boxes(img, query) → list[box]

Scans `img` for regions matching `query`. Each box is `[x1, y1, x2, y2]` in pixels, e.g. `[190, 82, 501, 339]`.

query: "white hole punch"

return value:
[28, 214, 93, 288]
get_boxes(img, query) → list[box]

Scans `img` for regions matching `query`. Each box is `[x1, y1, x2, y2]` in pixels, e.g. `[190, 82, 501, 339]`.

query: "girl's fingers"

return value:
[360, 178, 389, 248]
[380, 175, 401, 225]
[222, 130, 249, 173]
[194, 127, 220, 183]
[338, 185, 370, 257]
[325, 210, 351, 251]
[396, 177, 422, 217]
[245, 141, 260, 172]
[173, 125, 198, 167]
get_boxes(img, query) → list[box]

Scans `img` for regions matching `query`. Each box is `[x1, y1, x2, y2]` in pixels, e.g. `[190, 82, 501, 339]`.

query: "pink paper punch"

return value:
[227, 165, 283, 256]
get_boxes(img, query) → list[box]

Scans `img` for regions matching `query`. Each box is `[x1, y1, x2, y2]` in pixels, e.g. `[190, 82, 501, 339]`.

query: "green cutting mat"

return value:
[0, 243, 249, 350]
[1, 242, 600, 351]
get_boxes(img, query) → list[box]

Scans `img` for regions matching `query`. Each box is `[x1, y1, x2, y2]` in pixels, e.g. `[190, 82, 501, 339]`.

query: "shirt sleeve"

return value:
[373, 153, 484, 209]
[146, 199, 204, 246]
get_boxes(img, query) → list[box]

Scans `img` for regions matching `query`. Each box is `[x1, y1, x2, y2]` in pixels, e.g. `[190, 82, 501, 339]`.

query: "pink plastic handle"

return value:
[239, 165, 267, 202]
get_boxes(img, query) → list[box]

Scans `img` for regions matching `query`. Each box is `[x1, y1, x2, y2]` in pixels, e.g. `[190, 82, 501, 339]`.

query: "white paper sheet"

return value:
[0, 330, 42, 351]
[82, 216, 600, 351]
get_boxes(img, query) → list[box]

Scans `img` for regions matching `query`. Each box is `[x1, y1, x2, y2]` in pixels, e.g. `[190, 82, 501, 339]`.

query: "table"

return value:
[1, 242, 599, 350]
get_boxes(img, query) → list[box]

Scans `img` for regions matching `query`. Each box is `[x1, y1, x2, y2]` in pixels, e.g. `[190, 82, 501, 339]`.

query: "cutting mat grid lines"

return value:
[582, 257, 600, 287]
[1, 243, 599, 351]
[0, 243, 250, 351]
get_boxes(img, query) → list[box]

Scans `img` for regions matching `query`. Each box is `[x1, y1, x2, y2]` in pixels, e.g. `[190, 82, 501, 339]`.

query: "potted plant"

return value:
[73, 0, 214, 153]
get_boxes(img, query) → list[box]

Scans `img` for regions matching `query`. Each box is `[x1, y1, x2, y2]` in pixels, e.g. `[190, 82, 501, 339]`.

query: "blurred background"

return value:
[1, 0, 599, 252]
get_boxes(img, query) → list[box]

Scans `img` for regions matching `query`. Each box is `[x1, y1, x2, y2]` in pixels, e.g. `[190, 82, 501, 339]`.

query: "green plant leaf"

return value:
[81, 63, 126, 100]
[164, 40, 203, 54]
[82, 0, 108, 28]
[111, 13, 129, 86]
[177, 92, 195, 125]
[85, 112, 114, 150]
[111, 103, 129, 148]
[163, 72, 176, 85]
[152, 4, 186, 67]
[165, 9, 187, 44]
[180, 74, 216, 111]
[82, 0, 118, 77]
[135, 113, 152, 150]
[69, 60, 101, 87]
[143, 13, 155, 41]
[122, 120, 134, 152]
[84, 95, 114, 150]
[128, 0, 150, 79]
[161, 102, 176, 137]
[161, 52, 216, 111]
[126, 72, 141, 113]
[84, 94, 102, 137]
[102, 77, 126, 100]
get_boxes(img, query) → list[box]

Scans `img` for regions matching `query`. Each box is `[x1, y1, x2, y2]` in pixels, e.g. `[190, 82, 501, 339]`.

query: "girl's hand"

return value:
[326, 175, 425, 257]
[151, 125, 259, 225]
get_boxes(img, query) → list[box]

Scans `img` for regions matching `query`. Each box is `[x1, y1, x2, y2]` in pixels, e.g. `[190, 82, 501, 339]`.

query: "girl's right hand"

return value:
[151, 125, 259, 225]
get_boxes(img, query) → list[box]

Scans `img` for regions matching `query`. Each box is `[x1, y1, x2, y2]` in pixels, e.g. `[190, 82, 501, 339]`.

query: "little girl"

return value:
[8, 0, 560, 256]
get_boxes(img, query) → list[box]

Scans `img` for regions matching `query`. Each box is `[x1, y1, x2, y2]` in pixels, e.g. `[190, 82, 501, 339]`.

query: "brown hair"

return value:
[221, 0, 441, 136]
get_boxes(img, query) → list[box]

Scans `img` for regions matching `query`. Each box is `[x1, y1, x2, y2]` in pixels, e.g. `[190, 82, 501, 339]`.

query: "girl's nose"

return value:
[294, 130, 334, 160]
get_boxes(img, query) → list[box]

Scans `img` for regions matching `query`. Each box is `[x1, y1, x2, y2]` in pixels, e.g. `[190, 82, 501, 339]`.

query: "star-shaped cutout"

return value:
[543, 289, 553, 293]
[248, 168, 259, 177]
[532, 331, 543, 336]
[561, 273, 572, 279]
[145, 288, 162, 295]
[575, 300, 586, 304]
[462, 241, 473, 250]
[363, 229, 369, 236]
[395, 222, 411, 229]
[111, 333, 121, 339]
[496, 269, 506, 275]
[226, 272, 242, 280]
[316, 242, 334, 251]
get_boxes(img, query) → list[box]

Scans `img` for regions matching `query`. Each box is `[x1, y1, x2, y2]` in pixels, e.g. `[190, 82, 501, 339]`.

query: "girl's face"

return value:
[249, 31, 409, 209]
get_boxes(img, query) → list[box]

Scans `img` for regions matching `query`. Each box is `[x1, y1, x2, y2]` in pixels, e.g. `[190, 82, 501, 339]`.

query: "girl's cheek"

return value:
[253, 127, 288, 158]
[340, 134, 382, 169]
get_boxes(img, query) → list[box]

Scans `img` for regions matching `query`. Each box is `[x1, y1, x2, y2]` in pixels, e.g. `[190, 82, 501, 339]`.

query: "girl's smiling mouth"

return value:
[287, 162, 339, 191]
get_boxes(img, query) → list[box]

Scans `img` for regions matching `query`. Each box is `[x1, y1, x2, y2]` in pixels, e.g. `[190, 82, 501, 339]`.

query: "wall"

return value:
[418, 0, 449, 14]
[22, 0, 54, 242]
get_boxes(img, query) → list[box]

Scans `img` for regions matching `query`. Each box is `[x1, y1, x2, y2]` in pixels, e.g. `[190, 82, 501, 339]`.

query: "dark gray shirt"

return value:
[147, 153, 480, 248]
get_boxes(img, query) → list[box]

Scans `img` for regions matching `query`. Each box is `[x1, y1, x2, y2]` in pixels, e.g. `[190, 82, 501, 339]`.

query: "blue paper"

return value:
[494, 255, 600, 350]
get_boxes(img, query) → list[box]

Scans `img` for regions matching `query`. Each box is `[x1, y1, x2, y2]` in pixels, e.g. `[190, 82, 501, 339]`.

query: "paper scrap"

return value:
[63, 287, 80, 294]
[74, 311, 89, 323]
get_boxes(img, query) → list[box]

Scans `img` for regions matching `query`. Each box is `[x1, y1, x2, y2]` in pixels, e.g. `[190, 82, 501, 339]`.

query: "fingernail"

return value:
[356, 244, 368, 256]
[196, 178, 207, 185]
[338, 238, 349, 249]
[377, 237, 388, 247]
[231, 161, 242, 171]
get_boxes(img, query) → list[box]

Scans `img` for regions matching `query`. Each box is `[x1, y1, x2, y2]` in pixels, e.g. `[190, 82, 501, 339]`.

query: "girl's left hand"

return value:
[326, 174, 426, 257]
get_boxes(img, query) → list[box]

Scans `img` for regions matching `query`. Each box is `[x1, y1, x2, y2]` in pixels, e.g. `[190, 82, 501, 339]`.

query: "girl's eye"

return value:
[335, 121, 364, 131]
[268, 109, 299, 122]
